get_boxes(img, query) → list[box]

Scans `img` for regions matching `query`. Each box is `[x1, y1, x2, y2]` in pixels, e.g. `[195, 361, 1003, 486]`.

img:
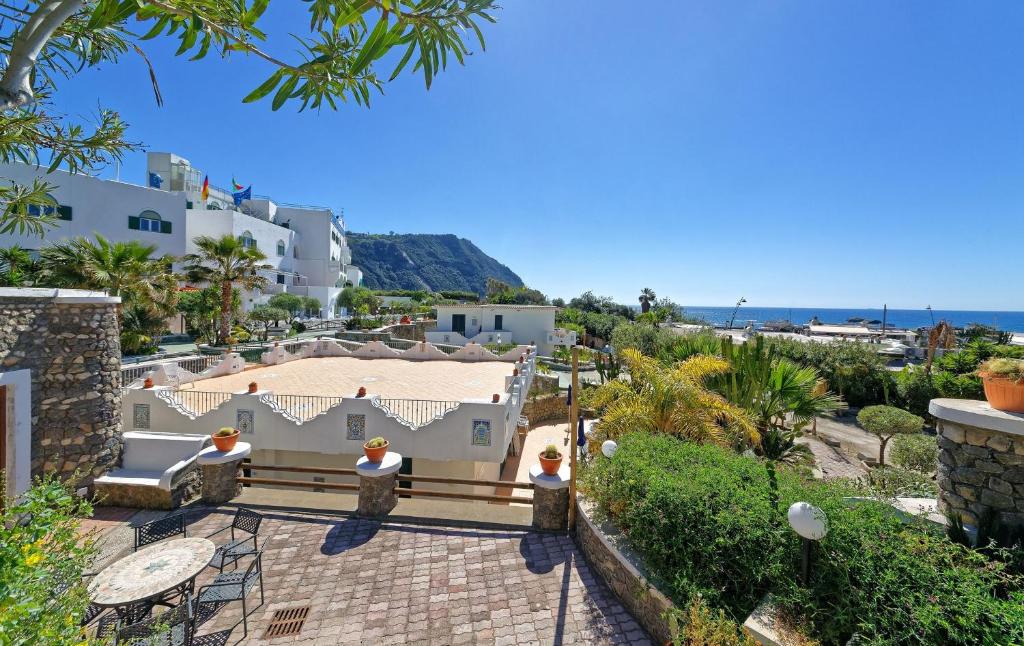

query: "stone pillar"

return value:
[197, 442, 252, 505]
[530, 463, 570, 531]
[357, 452, 401, 518]
[930, 398, 1024, 528]
[0, 289, 123, 489]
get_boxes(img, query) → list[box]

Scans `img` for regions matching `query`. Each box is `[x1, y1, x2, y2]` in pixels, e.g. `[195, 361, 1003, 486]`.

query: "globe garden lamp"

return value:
[601, 440, 618, 458]
[787, 502, 828, 585]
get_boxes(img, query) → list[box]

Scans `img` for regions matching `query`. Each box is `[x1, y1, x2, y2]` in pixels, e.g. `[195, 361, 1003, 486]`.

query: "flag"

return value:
[232, 176, 245, 191]
[148, 172, 163, 188]
[232, 185, 252, 206]
[200, 175, 209, 202]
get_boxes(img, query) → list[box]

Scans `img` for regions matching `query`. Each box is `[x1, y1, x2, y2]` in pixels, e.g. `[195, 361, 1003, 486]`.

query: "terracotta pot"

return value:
[519, 355, 525, 363]
[357, 386, 367, 398]
[538, 451, 563, 476]
[492, 393, 500, 403]
[212, 429, 240, 452]
[143, 377, 154, 389]
[512, 368, 519, 376]
[363, 440, 389, 463]
[248, 382, 258, 394]
[982, 375, 1024, 413]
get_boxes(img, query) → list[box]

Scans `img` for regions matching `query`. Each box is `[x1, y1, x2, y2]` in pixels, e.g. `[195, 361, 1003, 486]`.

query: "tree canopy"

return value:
[0, 1, 499, 236]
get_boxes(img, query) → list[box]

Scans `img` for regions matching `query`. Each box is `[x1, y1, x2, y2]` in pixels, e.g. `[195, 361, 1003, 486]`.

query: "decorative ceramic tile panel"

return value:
[471, 419, 491, 447]
[133, 403, 150, 429]
[237, 409, 254, 435]
[347, 414, 366, 441]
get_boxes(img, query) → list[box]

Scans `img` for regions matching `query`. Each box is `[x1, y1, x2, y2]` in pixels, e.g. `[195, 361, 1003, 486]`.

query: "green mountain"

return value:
[347, 233, 524, 295]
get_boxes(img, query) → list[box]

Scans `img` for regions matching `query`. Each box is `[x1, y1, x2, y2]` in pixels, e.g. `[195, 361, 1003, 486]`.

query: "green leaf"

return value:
[242, 70, 286, 103]
[388, 41, 416, 81]
[271, 75, 299, 111]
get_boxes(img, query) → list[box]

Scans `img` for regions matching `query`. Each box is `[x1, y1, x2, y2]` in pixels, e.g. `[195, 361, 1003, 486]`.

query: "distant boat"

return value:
[847, 317, 866, 323]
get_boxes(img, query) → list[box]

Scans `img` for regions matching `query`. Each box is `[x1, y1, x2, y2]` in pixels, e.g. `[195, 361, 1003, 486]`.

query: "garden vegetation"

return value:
[582, 434, 1024, 645]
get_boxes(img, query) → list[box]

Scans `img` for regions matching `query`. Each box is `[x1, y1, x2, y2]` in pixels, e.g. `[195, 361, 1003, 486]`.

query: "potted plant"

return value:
[212, 427, 240, 452]
[356, 386, 367, 398]
[978, 358, 1024, 413]
[363, 436, 389, 462]
[539, 444, 562, 475]
[247, 381, 258, 394]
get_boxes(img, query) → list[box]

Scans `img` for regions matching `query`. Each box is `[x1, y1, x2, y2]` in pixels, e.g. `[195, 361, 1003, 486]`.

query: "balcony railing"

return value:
[370, 397, 462, 430]
[259, 393, 345, 423]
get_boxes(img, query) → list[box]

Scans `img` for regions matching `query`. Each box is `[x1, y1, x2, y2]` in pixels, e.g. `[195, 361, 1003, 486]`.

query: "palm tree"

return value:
[0, 245, 31, 273]
[716, 336, 844, 459]
[592, 348, 758, 449]
[638, 287, 656, 314]
[0, 245, 33, 286]
[38, 235, 179, 314]
[925, 321, 956, 374]
[184, 235, 270, 344]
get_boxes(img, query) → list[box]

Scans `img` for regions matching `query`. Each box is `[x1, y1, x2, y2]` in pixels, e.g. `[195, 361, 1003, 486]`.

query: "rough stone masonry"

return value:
[0, 290, 122, 489]
[933, 399, 1024, 528]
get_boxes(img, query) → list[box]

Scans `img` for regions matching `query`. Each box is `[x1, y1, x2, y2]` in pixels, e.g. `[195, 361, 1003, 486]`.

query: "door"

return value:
[398, 457, 412, 498]
[494, 314, 503, 331]
[452, 314, 466, 336]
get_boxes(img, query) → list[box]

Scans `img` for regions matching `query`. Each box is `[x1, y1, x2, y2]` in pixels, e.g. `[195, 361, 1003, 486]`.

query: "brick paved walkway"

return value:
[186, 507, 652, 645]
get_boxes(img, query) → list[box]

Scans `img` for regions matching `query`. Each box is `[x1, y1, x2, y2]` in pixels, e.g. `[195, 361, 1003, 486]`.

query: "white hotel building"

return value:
[0, 152, 362, 317]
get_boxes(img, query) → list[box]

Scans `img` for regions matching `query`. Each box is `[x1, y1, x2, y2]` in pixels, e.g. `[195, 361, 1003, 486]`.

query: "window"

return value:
[27, 194, 72, 220]
[276, 240, 286, 257]
[494, 314, 503, 330]
[239, 231, 257, 249]
[128, 210, 171, 233]
[276, 274, 285, 284]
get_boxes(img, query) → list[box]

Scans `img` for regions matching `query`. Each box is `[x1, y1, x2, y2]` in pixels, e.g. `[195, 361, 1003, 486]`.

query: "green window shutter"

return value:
[128, 215, 140, 230]
[160, 220, 172, 234]
[186, 201, 193, 209]
[57, 205, 72, 221]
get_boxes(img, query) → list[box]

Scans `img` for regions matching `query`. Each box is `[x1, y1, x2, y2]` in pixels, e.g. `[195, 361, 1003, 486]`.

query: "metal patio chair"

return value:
[206, 508, 263, 573]
[195, 539, 266, 638]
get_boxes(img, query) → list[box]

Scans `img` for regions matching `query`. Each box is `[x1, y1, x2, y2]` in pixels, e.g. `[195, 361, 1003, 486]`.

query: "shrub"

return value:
[856, 406, 924, 467]
[893, 366, 937, 418]
[666, 597, 758, 646]
[0, 476, 95, 644]
[582, 433, 1024, 645]
[889, 433, 938, 474]
[859, 465, 938, 498]
[581, 434, 792, 619]
[765, 338, 893, 408]
[610, 322, 679, 358]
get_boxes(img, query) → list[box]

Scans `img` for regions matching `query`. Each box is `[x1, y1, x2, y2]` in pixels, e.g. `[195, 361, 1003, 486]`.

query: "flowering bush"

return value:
[0, 475, 95, 644]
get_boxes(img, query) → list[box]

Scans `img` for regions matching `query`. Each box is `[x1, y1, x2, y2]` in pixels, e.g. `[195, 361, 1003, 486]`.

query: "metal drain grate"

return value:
[264, 606, 310, 638]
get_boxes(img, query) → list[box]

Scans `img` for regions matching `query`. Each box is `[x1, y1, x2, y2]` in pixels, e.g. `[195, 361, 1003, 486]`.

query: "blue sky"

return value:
[53, 1, 1024, 310]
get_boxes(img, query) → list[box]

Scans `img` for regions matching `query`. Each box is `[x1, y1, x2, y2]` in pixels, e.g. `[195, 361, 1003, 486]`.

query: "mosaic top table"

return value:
[88, 537, 215, 611]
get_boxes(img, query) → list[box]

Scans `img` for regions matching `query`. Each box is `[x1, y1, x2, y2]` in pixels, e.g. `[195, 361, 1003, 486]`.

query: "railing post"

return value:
[357, 451, 402, 518]
[198, 442, 252, 504]
[530, 462, 570, 531]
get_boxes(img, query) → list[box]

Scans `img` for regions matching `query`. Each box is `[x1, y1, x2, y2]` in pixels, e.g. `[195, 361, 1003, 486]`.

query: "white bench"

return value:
[94, 432, 211, 509]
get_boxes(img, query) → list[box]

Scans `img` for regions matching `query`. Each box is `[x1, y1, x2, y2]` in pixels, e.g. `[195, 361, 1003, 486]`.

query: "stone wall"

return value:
[574, 497, 675, 644]
[522, 393, 569, 427]
[931, 398, 1024, 528]
[0, 290, 122, 488]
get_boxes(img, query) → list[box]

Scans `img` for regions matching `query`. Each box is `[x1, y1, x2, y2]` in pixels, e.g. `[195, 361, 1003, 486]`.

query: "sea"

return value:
[679, 306, 1024, 333]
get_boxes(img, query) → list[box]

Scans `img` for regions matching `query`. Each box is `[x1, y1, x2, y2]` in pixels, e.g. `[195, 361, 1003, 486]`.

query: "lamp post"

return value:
[601, 440, 618, 458]
[787, 502, 828, 585]
[728, 297, 747, 330]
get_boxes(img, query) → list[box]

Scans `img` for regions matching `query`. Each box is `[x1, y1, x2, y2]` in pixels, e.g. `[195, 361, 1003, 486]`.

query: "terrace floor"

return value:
[191, 357, 513, 401]
[111, 504, 651, 645]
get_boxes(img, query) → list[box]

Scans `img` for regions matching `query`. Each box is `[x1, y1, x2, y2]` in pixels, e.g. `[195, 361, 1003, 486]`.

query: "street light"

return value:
[728, 297, 747, 330]
[787, 502, 828, 585]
